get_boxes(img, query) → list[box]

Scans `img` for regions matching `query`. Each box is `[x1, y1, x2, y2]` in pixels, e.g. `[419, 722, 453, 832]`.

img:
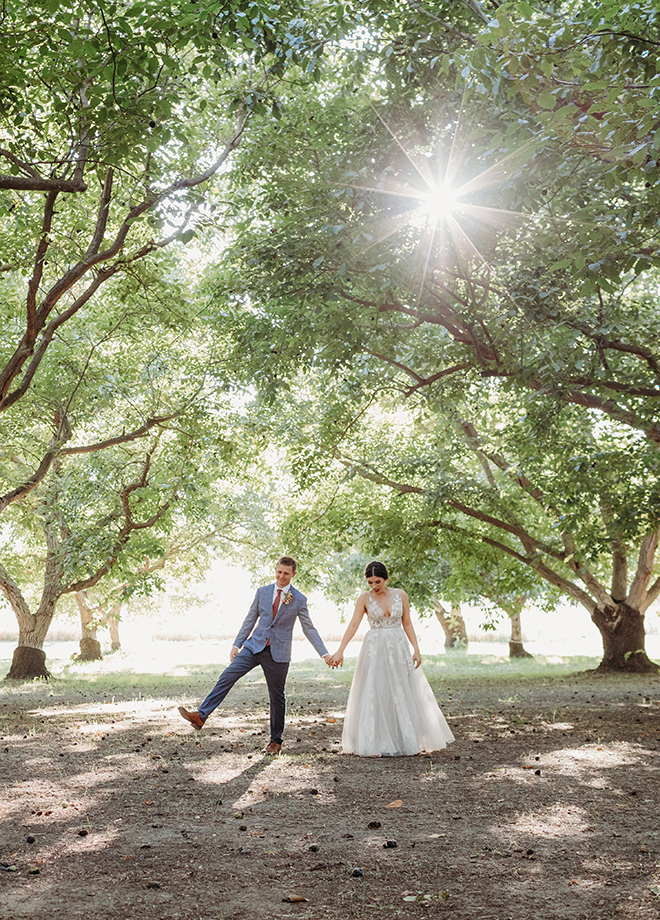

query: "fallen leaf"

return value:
[283, 894, 308, 903]
[386, 800, 403, 808]
[326, 718, 336, 723]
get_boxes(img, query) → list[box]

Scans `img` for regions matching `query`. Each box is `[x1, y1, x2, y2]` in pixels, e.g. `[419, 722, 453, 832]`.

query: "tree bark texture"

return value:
[2, 573, 59, 679]
[75, 592, 103, 661]
[78, 636, 103, 660]
[433, 602, 468, 650]
[592, 603, 659, 673]
[6, 646, 50, 680]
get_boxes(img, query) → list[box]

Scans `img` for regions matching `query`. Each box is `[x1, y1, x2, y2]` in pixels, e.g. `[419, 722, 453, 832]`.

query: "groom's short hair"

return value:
[277, 555, 297, 574]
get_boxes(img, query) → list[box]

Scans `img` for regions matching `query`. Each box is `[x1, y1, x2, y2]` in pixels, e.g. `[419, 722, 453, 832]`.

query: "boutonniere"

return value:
[281, 590, 293, 606]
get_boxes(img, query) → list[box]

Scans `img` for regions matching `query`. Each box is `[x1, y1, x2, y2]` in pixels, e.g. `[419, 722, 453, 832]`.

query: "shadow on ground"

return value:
[1, 655, 660, 920]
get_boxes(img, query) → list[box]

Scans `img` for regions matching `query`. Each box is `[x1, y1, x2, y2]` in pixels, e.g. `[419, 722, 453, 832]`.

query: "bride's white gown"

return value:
[342, 590, 455, 756]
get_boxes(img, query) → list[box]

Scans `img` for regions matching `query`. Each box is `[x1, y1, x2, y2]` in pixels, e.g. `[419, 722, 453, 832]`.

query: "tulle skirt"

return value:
[342, 627, 455, 756]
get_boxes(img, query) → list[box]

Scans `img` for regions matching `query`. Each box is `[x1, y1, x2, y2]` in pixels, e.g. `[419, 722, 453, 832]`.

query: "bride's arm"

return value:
[400, 591, 422, 668]
[328, 595, 367, 667]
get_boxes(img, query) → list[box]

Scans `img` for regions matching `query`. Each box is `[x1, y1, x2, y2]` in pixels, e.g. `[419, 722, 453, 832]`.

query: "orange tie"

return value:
[267, 589, 281, 646]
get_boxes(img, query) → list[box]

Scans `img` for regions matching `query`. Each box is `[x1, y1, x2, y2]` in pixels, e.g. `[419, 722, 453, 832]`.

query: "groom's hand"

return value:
[230, 646, 240, 662]
[323, 654, 333, 667]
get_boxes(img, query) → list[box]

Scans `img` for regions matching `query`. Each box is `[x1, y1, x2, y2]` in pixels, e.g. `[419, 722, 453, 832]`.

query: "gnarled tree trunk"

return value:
[5, 590, 58, 680]
[433, 601, 468, 650]
[2, 526, 62, 679]
[6, 646, 50, 680]
[592, 603, 657, 673]
[75, 591, 103, 661]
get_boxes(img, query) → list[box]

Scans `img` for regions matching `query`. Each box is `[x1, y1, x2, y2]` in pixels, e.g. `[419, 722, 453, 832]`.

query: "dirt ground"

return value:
[1, 654, 660, 920]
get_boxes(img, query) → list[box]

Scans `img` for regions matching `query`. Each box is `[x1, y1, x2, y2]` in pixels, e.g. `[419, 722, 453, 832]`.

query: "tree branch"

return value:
[65, 452, 172, 594]
[0, 175, 87, 192]
[561, 531, 614, 608]
[429, 516, 598, 612]
[1, 266, 119, 411]
[362, 295, 660, 443]
[0, 147, 43, 180]
[0, 561, 36, 632]
[405, 363, 472, 396]
[0, 444, 60, 514]
[627, 528, 660, 611]
[0, 109, 250, 414]
[610, 539, 628, 600]
[61, 410, 184, 456]
[85, 169, 114, 258]
[458, 420, 547, 505]
[335, 450, 561, 557]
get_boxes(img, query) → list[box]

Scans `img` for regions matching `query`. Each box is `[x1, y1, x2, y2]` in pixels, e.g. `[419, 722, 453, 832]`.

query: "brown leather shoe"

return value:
[178, 706, 204, 730]
[263, 741, 281, 755]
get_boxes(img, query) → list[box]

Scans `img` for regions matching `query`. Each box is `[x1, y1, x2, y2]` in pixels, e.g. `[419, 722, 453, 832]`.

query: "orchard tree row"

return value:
[214, 0, 660, 672]
[1, 0, 659, 677]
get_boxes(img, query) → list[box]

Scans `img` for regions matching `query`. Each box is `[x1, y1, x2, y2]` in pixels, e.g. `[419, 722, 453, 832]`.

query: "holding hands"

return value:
[326, 652, 343, 669]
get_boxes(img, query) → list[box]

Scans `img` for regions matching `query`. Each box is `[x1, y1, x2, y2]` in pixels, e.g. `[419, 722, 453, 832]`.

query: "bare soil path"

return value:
[1, 654, 660, 920]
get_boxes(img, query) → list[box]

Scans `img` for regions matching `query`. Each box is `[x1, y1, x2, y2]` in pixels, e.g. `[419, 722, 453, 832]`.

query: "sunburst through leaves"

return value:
[349, 102, 531, 301]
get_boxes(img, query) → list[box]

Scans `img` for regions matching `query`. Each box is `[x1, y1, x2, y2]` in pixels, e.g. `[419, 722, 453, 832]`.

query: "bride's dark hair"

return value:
[364, 560, 388, 580]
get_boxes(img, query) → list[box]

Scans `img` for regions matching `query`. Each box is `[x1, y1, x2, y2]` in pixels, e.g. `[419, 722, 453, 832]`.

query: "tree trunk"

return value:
[509, 607, 533, 659]
[105, 603, 121, 651]
[3, 562, 61, 679]
[592, 603, 659, 673]
[433, 602, 468, 650]
[5, 596, 57, 679]
[75, 591, 103, 661]
[6, 646, 50, 680]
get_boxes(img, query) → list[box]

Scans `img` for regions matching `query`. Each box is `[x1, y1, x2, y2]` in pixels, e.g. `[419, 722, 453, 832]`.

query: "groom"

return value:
[178, 556, 331, 754]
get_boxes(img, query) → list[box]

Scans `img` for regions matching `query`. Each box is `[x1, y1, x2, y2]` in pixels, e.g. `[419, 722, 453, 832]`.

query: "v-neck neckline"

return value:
[369, 589, 394, 618]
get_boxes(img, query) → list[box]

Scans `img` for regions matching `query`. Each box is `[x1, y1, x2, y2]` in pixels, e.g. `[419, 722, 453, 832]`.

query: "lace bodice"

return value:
[366, 590, 403, 629]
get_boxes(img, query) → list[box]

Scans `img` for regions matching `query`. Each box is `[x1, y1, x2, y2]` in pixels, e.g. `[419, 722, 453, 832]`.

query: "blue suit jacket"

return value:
[234, 584, 328, 663]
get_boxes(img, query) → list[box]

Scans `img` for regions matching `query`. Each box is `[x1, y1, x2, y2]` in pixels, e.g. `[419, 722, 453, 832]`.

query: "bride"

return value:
[328, 561, 454, 757]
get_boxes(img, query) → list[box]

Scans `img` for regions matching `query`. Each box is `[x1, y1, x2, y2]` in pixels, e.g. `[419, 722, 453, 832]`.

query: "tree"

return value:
[0, 257, 264, 680]
[2, 429, 195, 677]
[0, 0, 360, 677]
[210, 0, 660, 671]
[0, 0, 347, 517]
[432, 601, 468, 651]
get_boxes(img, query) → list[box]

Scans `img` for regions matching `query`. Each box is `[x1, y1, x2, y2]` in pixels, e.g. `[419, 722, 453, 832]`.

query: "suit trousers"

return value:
[198, 647, 290, 743]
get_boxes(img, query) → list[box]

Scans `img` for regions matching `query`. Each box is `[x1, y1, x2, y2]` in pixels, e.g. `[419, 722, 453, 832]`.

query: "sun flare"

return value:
[348, 103, 530, 298]
[421, 182, 460, 223]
